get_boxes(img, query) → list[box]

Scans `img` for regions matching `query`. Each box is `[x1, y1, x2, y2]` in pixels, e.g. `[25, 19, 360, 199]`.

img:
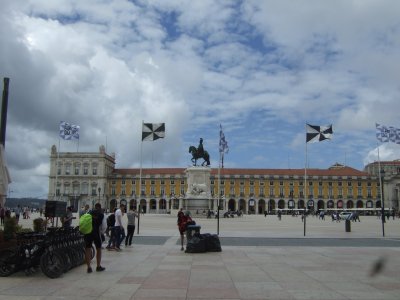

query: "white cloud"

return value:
[364, 144, 400, 166]
[1, 0, 400, 197]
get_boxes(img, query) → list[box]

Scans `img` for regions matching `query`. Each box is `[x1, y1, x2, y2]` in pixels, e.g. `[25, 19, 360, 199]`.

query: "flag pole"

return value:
[304, 124, 307, 236]
[217, 151, 221, 235]
[377, 144, 385, 237]
[54, 137, 61, 201]
[138, 121, 143, 235]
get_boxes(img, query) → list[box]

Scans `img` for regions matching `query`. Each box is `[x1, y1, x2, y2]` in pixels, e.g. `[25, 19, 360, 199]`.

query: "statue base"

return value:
[184, 166, 213, 214]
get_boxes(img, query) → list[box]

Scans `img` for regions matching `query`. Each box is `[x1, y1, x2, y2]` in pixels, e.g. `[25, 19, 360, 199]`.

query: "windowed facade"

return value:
[50, 146, 383, 215]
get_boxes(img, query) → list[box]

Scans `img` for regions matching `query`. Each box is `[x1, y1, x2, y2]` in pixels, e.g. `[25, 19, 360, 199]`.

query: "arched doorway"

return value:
[159, 199, 167, 212]
[172, 198, 179, 209]
[356, 200, 363, 208]
[298, 200, 305, 209]
[337, 200, 343, 209]
[288, 199, 295, 210]
[346, 200, 354, 209]
[278, 199, 285, 209]
[129, 199, 137, 210]
[327, 200, 334, 209]
[228, 199, 236, 211]
[239, 199, 246, 212]
[317, 200, 325, 210]
[307, 199, 314, 211]
[150, 199, 156, 212]
[110, 199, 117, 212]
[258, 199, 266, 214]
[120, 198, 127, 205]
[139, 199, 147, 213]
[248, 199, 256, 214]
[268, 199, 275, 213]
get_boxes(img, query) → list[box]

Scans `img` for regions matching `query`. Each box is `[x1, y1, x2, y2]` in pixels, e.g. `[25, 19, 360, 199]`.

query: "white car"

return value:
[339, 212, 353, 220]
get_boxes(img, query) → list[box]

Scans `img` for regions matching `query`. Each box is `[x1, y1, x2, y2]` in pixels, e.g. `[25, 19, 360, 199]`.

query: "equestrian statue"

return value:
[189, 138, 210, 166]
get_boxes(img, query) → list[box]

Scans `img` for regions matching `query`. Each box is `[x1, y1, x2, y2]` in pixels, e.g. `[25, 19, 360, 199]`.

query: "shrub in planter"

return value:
[3, 217, 18, 240]
[33, 218, 46, 232]
[18, 228, 33, 234]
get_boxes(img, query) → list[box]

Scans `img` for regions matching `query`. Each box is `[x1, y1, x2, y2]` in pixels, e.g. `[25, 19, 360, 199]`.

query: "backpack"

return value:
[79, 213, 93, 234]
[107, 214, 115, 227]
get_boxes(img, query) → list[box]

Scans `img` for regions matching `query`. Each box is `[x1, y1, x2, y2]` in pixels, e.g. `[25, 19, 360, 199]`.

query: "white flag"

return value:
[59, 121, 80, 140]
[376, 123, 400, 144]
[142, 123, 165, 141]
[219, 124, 229, 153]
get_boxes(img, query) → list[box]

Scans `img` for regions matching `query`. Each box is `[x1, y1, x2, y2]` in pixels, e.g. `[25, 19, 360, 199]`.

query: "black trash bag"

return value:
[186, 220, 196, 226]
[202, 233, 222, 252]
[185, 234, 206, 253]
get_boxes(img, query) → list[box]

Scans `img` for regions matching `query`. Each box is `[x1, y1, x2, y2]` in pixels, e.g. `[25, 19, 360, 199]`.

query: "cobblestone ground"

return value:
[1, 213, 400, 300]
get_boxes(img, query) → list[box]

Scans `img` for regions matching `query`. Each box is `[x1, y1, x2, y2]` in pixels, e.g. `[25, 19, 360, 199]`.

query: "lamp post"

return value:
[98, 187, 101, 206]
[380, 169, 386, 237]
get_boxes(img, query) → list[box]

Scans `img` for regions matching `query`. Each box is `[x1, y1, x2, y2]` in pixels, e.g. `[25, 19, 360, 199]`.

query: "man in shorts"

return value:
[84, 203, 105, 273]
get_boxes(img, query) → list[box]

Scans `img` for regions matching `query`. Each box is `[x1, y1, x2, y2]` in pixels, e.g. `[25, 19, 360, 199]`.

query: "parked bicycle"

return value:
[0, 227, 88, 278]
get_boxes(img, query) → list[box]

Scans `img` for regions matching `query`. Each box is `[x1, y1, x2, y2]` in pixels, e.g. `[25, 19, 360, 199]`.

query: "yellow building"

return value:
[49, 146, 382, 214]
[108, 163, 380, 215]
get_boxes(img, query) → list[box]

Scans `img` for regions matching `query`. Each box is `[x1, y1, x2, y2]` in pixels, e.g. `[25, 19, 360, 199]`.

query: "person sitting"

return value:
[177, 210, 193, 251]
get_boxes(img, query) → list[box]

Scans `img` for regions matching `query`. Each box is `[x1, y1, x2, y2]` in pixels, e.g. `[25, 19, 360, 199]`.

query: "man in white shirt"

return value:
[114, 203, 125, 251]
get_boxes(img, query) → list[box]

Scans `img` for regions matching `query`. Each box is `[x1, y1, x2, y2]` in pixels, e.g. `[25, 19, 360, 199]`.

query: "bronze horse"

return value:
[189, 145, 210, 166]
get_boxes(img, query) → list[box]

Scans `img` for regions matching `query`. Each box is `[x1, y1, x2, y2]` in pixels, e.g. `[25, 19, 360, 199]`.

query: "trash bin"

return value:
[345, 219, 351, 232]
[186, 225, 201, 240]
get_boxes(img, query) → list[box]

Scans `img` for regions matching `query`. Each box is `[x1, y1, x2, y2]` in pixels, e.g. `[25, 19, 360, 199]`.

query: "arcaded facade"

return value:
[48, 145, 400, 215]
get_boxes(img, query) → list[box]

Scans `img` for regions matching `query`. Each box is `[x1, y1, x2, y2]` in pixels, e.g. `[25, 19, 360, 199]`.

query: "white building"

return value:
[48, 145, 115, 211]
[364, 160, 400, 211]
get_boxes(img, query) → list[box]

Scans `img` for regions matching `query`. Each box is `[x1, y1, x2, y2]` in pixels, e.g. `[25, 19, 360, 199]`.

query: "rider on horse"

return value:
[189, 138, 210, 166]
[198, 138, 204, 157]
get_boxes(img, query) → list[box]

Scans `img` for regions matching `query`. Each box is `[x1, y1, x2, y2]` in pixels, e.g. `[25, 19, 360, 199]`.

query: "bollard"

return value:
[345, 219, 351, 232]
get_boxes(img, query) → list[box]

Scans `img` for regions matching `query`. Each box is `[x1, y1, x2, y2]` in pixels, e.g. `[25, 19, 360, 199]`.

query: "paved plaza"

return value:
[1, 213, 400, 299]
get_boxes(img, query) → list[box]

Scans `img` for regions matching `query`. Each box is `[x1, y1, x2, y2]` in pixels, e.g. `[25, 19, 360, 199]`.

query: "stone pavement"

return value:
[1, 213, 400, 299]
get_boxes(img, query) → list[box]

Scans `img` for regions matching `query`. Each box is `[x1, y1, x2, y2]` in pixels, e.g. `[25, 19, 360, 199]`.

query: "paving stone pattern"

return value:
[1, 213, 399, 299]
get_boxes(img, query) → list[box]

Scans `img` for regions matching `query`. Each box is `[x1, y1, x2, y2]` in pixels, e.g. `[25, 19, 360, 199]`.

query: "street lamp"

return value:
[380, 169, 386, 236]
[98, 187, 101, 206]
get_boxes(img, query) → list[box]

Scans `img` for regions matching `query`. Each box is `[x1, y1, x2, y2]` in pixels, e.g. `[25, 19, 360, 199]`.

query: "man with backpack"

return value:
[84, 203, 105, 273]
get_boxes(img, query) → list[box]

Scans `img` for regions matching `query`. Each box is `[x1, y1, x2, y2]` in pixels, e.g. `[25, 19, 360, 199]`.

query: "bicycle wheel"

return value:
[91, 245, 95, 260]
[0, 249, 18, 277]
[40, 251, 64, 279]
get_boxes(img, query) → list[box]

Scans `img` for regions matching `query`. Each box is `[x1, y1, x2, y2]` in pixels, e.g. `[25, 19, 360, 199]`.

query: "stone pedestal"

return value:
[184, 167, 212, 213]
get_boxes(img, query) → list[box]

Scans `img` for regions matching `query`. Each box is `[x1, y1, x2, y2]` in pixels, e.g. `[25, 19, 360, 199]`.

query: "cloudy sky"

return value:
[1, 0, 400, 198]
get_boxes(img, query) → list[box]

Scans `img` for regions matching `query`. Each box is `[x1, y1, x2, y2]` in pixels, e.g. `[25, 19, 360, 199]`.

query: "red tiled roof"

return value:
[113, 166, 371, 177]
[366, 160, 400, 166]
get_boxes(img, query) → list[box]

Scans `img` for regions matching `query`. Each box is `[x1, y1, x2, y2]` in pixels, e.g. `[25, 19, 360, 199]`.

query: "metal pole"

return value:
[1, 78, 9, 148]
[98, 187, 101, 205]
[217, 153, 221, 235]
[304, 127, 308, 237]
[377, 147, 385, 237]
[137, 204, 140, 235]
[381, 173, 385, 237]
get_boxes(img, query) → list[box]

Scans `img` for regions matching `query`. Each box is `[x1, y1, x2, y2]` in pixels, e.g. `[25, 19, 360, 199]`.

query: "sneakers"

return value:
[96, 266, 105, 272]
[115, 247, 122, 252]
[87, 267, 92, 273]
